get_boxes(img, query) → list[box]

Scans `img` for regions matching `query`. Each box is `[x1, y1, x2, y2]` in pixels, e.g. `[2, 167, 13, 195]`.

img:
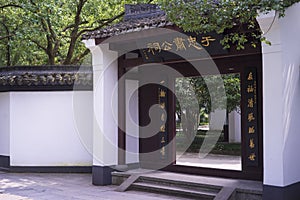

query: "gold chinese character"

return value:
[247, 85, 254, 93]
[161, 146, 165, 156]
[248, 113, 255, 122]
[142, 50, 149, 60]
[160, 125, 165, 132]
[248, 98, 254, 108]
[161, 113, 166, 121]
[173, 37, 186, 51]
[249, 138, 255, 149]
[201, 36, 216, 47]
[248, 153, 256, 161]
[147, 42, 161, 55]
[248, 72, 253, 81]
[161, 136, 166, 144]
[160, 102, 165, 109]
[159, 89, 166, 97]
[161, 41, 173, 51]
[248, 126, 255, 134]
[188, 36, 202, 50]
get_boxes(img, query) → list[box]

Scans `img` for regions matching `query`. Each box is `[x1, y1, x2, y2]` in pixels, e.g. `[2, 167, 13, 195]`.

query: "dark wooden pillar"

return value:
[118, 56, 126, 165]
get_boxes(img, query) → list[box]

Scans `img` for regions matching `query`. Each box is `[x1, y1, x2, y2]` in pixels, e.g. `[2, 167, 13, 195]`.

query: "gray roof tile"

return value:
[82, 4, 173, 40]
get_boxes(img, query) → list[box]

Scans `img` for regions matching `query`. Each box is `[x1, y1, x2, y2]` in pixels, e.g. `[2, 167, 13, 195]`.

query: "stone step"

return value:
[0, 167, 10, 172]
[130, 181, 217, 200]
[112, 170, 263, 200]
[137, 175, 221, 194]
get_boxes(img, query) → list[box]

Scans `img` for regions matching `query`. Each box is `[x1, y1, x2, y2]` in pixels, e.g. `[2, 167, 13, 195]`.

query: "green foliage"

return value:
[159, 0, 300, 50]
[0, 0, 150, 66]
[188, 73, 240, 114]
[176, 130, 241, 155]
[175, 74, 240, 141]
[176, 73, 240, 120]
[2, 0, 297, 66]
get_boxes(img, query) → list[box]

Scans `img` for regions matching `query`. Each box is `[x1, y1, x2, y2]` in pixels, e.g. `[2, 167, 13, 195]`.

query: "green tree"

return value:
[0, 0, 152, 66]
[175, 74, 240, 140]
[159, 0, 300, 49]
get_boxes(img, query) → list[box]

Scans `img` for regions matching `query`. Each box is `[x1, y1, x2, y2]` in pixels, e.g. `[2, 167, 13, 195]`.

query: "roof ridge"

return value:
[82, 4, 173, 40]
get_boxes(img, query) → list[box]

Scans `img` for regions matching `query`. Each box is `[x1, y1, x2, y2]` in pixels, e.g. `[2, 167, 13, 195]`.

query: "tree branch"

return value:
[62, 20, 89, 33]
[30, 39, 47, 51]
[46, 17, 57, 43]
[70, 48, 90, 65]
[0, 4, 22, 9]
[77, 11, 124, 37]
[29, 0, 37, 6]
[0, 34, 14, 40]
[53, 40, 61, 56]
[63, 0, 87, 65]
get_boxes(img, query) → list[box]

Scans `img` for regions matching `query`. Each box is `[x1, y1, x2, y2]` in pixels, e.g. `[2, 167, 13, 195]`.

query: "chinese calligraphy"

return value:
[245, 69, 259, 166]
[160, 125, 165, 132]
[147, 42, 161, 55]
[161, 113, 166, 121]
[158, 86, 167, 160]
[145, 35, 216, 57]
[201, 36, 216, 47]
[248, 98, 254, 108]
[159, 89, 166, 98]
[160, 102, 165, 109]
[161, 41, 173, 51]
[248, 126, 255, 134]
[247, 85, 254, 93]
[249, 138, 255, 149]
[248, 113, 255, 122]
[173, 37, 186, 51]
[188, 36, 202, 50]
[247, 72, 253, 81]
[248, 153, 256, 161]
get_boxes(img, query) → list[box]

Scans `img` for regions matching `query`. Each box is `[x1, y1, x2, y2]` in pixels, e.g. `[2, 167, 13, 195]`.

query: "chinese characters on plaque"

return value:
[145, 35, 216, 57]
[244, 68, 259, 166]
[141, 32, 227, 62]
[158, 84, 168, 160]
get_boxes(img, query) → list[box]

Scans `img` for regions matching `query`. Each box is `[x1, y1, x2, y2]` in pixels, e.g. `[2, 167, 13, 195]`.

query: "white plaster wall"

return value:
[0, 93, 10, 156]
[209, 109, 226, 130]
[279, 3, 300, 187]
[228, 110, 241, 143]
[258, 3, 300, 187]
[125, 80, 139, 164]
[9, 91, 93, 166]
[89, 42, 119, 167]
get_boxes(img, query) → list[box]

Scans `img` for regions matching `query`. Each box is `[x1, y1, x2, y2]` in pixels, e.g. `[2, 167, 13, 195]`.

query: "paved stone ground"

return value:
[0, 171, 189, 200]
[176, 153, 242, 171]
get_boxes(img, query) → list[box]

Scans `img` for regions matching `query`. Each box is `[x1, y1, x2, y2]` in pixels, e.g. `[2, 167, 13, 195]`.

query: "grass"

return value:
[176, 130, 241, 156]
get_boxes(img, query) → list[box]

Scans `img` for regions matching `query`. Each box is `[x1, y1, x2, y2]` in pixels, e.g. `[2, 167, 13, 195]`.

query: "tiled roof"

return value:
[82, 4, 174, 40]
[0, 66, 92, 91]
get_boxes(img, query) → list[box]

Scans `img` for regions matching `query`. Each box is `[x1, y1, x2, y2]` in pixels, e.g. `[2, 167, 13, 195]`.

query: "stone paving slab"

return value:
[0, 172, 190, 200]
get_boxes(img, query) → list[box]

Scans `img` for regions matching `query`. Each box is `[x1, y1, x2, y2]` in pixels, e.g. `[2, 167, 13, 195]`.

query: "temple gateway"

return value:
[0, 3, 299, 200]
[82, 3, 300, 199]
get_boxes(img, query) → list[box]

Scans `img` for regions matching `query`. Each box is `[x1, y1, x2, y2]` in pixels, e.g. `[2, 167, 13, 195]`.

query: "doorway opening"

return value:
[175, 73, 242, 171]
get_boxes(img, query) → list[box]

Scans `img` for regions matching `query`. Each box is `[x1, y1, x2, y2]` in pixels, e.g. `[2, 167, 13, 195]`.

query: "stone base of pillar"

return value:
[263, 183, 300, 200]
[92, 166, 113, 186]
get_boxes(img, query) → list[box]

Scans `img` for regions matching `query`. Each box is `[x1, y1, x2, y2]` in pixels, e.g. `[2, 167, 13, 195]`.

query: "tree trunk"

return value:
[2, 22, 11, 66]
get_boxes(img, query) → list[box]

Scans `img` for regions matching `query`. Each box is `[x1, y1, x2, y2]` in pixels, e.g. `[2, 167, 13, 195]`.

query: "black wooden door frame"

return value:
[117, 52, 263, 181]
[162, 54, 263, 181]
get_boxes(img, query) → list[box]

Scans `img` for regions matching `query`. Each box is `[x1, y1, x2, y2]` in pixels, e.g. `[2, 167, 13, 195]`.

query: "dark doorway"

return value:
[116, 27, 263, 181]
[136, 53, 263, 181]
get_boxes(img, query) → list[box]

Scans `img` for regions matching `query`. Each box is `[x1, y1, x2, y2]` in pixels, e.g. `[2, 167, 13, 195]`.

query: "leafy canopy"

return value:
[159, 0, 300, 49]
[0, 0, 152, 66]
[1, 0, 299, 66]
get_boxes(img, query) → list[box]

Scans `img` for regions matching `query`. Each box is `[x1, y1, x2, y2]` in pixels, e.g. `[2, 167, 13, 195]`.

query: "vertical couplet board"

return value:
[138, 70, 170, 169]
[243, 68, 259, 167]
[158, 84, 168, 160]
